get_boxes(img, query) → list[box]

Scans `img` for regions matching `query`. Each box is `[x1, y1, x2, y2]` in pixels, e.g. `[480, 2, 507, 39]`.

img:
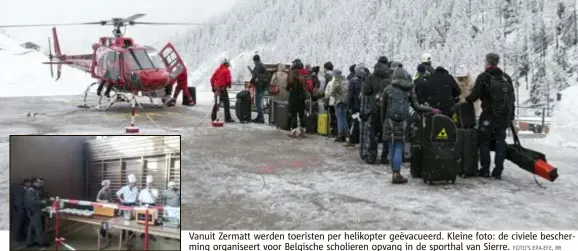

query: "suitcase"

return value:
[306, 98, 318, 133]
[183, 87, 196, 105]
[457, 128, 479, 177]
[235, 90, 252, 123]
[452, 102, 476, 128]
[410, 145, 422, 178]
[273, 101, 290, 130]
[420, 114, 459, 184]
[317, 112, 330, 136]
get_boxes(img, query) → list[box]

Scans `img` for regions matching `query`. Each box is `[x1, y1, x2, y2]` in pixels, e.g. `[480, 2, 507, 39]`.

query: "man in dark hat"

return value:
[251, 54, 269, 123]
[465, 52, 515, 179]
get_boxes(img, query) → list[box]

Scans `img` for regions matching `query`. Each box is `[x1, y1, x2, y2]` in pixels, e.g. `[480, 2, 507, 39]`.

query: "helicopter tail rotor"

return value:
[42, 27, 67, 80]
[47, 37, 54, 78]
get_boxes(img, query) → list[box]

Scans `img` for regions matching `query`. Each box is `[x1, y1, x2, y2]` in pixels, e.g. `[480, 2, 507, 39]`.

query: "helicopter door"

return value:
[159, 42, 185, 81]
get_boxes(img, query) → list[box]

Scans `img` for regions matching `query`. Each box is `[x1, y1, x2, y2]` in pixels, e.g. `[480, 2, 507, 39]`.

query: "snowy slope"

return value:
[0, 34, 93, 97]
[172, 0, 578, 107]
[544, 85, 578, 148]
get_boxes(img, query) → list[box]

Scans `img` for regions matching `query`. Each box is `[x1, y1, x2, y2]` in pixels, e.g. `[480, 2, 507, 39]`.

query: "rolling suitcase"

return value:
[457, 128, 479, 177]
[420, 114, 459, 184]
[183, 87, 196, 105]
[317, 112, 330, 136]
[235, 90, 252, 123]
[306, 98, 318, 133]
[273, 101, 290, 130]
[452, 102, 476, 128]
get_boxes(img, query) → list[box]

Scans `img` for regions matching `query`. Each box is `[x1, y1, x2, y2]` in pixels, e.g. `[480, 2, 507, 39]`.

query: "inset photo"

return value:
[9, 135, 181, 251]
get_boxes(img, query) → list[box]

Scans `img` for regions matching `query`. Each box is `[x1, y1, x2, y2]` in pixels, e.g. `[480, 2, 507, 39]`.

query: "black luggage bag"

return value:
[306, 98, 318, 133]
[235, 90, 252, 123]
[183, 87, 196, 106]
[418, 114, 460, 184]
[273, 101, 290, 130]
[456, 128, 479, 177]
[452, 102, 476, 128]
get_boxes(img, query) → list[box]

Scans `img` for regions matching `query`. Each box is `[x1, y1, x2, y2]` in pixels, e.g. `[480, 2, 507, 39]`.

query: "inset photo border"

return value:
[9, 135, 181, 251]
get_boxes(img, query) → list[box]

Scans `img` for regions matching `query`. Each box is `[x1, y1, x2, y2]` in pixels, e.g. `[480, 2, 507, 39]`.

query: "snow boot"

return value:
[334, 133, 346, 142]
[491, 168, 503, 180]
[392, 171, 408, 184]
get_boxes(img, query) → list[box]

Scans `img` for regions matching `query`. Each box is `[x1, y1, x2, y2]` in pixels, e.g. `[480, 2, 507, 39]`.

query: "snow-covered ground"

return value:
[183, 102, 577, 230]
[0, 34, 93, 97]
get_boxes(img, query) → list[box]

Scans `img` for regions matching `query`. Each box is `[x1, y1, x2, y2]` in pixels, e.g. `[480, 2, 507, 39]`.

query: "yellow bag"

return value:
[317, 113, 329, 135]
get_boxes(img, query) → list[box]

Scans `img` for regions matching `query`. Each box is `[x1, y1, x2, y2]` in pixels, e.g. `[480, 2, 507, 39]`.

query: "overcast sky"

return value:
[0, 0, 237, 53]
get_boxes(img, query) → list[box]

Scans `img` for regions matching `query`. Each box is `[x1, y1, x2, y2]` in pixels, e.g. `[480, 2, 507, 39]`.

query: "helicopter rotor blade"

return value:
[123, 14, 146, 22]
[0, 22, 102, 28]
[130, 21, 219, 26]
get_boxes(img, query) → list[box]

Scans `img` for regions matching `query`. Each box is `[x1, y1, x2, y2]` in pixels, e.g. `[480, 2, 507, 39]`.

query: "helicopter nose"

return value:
[137, 70, 170, 90]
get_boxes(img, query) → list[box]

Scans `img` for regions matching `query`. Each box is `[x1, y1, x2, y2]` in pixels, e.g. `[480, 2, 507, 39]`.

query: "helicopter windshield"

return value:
[123, 49, 159, 71]
[146, 49, 166, 69]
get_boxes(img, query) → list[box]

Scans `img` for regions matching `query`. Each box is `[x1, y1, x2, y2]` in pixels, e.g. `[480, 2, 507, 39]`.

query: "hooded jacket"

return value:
[425, 67, 461, 115]
[270, 63, 289, 102]
[348, 65, 366, 113]
[252, 59, 268, 93]
[466, 66, 515, 119]
[365, 61, 393, 96]
[210, 64, 232, 89]
[381, 68, 433, 140]
[330, 70, 348, 104]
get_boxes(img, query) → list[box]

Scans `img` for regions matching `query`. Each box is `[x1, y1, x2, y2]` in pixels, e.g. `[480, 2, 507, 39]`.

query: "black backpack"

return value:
[488, 74, 514, 119]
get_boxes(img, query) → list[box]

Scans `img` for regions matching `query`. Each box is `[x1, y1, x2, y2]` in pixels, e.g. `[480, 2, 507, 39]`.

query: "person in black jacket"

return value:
[425, 66, 461, 116]
[343, 64, 365, 147]
[465, 53, 515, 179]
[251, 54, 268, 123]
[413, 64, 429, 105]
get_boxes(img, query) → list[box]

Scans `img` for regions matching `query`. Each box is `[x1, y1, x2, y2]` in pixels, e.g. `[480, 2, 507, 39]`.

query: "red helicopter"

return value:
[0, 14, 205, 110]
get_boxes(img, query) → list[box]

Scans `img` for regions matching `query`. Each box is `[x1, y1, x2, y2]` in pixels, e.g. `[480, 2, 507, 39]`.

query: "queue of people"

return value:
[208, 52, 514, 185]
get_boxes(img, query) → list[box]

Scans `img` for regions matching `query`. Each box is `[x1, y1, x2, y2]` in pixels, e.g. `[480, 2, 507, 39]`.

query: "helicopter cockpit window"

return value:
[124, 49, 156, 71]
[145, 49, 166, 69]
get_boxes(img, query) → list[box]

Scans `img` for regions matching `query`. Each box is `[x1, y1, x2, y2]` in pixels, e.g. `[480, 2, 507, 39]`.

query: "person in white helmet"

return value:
[417, 53, 435, 77]
[138, 175, 159, 241]
[162, 181, 180, 207]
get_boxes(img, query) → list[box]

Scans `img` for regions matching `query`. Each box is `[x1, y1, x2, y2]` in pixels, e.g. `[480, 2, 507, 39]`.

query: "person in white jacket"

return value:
[138, 175, 159, 241]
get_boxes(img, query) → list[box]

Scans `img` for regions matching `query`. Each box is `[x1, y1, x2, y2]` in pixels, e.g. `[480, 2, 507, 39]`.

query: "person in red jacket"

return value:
[163, 65, 194, 107]
[210, 59, 234, 122]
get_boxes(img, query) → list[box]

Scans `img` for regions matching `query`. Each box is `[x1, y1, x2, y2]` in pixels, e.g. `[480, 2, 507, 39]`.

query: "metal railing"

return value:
[515, 106, 553, 134]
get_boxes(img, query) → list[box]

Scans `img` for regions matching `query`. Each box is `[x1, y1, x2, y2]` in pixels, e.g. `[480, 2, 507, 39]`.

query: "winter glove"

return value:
[431, 108, 441, 114]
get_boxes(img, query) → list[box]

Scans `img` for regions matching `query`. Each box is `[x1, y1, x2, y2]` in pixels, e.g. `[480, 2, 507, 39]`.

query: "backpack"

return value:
[488, 73, 514, 119]
[303, 73, 314, 93]
[385, 86, 411, 122]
